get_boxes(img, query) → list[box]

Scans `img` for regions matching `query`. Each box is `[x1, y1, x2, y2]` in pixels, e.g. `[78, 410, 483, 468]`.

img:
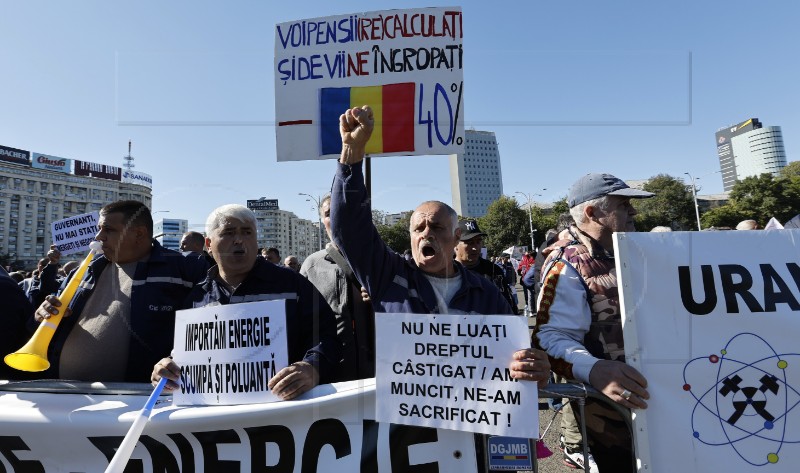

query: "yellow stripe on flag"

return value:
[351, 86, 383, 154]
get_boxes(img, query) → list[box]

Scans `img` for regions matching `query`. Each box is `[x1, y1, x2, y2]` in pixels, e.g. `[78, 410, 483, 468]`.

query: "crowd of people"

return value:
[2, 105, 787, 473]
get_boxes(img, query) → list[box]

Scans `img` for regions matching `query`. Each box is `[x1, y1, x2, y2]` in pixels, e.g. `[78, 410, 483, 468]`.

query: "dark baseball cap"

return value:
[568, 173, 654, 208]
[458, 219, 487, 241]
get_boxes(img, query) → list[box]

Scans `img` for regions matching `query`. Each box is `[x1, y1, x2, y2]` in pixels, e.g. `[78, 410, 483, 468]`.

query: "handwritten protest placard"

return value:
[172, 300, 288, 406]
[274, 7, 465, 162]
[375, 313, 538, 438]
[50, 211, 99, 256]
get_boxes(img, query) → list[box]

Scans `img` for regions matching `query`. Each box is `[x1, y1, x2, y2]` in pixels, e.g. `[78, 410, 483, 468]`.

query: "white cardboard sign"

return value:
[375, 312, 539, 438]
[274, 7, 465, 161]
[50, 211, 99, 255]
[172, 300, 288, 406]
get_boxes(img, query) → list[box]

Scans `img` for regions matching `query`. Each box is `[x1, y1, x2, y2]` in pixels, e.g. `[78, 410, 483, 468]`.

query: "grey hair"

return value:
[570, 196, 611, 226]
[412, 200, 459, 235]
[319, 194, 331, 218]
[205, 204, 257, 236]
[650, 226, 673, 233]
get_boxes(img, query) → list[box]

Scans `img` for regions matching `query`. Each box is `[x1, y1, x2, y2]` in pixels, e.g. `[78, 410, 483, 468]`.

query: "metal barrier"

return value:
[532, 383, 633, 473]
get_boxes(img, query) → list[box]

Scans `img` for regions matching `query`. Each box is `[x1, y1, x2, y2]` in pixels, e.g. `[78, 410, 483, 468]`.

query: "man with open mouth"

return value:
[329, 105, 551, 388]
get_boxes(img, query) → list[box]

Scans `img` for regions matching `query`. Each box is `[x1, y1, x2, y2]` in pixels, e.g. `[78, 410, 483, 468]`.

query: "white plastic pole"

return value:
[104, 377, 167, 473]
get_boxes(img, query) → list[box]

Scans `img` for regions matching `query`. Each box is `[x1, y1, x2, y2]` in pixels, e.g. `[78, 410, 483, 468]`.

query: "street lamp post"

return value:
[298, 193, 323, 251]
[684, 173, 702, 231]
[515, 190, 546, 251]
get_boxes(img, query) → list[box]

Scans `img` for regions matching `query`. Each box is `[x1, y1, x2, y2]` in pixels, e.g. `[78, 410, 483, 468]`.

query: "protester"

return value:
[0, 266, 37, 381]
[180, 230, 216, 266]
[517, 250, 536, 313]
[301, 194, 376, 381]
[23, 247, 62, 309]
[18, 257, 50, 297]
[523, 212, 594, 470]
[264, 247, 282, 265]
[152, 204, 339, 400]
[330, 105, 550, 387]
[453, 219, 519, 314]
[61, 260, 79, 277]
[534, 173, 654, 472]
[284, 255, 300, 272]
[498, 255, 518, 307]
[32, 200, 208, 382]
[735, 219, 759, 230]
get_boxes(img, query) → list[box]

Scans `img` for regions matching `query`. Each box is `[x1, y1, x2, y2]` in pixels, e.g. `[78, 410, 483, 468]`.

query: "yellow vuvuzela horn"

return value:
[5, 241, 103, 372]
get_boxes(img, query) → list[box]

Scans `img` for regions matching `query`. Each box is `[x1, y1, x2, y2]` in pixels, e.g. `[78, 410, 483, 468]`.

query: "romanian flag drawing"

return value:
[320, 82, 416, 155]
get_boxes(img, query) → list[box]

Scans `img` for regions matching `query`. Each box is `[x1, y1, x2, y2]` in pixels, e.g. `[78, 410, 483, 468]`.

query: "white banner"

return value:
[615, 230, 800, 472]
[31, 152, 71, 173]
[173, 300, 288, 406]
[274, 7, 465, 162]
[50, 211, 99, 256]
[375, 313, 539, 438]
[122, 169, 153, 188]
[0, 380, 478, 472]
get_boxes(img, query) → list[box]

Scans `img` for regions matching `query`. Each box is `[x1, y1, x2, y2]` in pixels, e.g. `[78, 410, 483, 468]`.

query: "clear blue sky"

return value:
[1, 0, 797, 231]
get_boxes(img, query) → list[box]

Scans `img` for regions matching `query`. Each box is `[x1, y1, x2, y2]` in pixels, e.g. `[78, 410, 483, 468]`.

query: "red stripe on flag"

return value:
[381, 83, 415, 153]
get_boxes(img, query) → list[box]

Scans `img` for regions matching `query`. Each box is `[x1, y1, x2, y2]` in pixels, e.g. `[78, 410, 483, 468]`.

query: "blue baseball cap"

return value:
[568, 173, 654, 208]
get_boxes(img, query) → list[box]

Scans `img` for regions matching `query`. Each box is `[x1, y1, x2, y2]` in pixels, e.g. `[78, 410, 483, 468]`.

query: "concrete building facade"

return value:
[250, 207, 321, 263]
[154, 218, 189, 251]
[715, 118, 787, 191]
[449, 129, 504, 218]
[0, 159, 151, 269]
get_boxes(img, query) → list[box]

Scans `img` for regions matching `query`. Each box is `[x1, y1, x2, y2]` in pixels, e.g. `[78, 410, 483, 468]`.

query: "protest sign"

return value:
[375, 313, 538, 438]
[50, 211, 99, 255]
[0, 380, 479, 472]
[274, 7, 465, 162]
[615, 230, 800, 472]
[172, 300, 288, 406]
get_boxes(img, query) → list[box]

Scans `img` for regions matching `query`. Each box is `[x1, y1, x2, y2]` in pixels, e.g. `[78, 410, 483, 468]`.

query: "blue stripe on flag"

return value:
[320, 87, 351, 155]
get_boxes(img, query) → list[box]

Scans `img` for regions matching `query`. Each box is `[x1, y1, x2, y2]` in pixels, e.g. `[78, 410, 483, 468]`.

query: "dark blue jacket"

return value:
[0, 267, 37, 380]
[331, 162, 513, 316]
[34, 240, 207, 382]
[185, 258, 340, 384]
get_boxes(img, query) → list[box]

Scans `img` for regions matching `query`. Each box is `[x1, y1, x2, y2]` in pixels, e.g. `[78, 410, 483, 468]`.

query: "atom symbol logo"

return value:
[683, 333, 800, 466]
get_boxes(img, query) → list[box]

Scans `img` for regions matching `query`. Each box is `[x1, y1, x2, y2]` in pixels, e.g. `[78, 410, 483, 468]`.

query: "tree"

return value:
[478, 196, 528, 256]
[699, 173, 800, 228]
[376, 213, 411, 254]
[550, 197, 569, 217]
[728, 174, 800, 225]
[781, 161, 800, 178]
[371, 209, 387, 226]
[700, 205, 747, 229]
[632, 174, 696, 231]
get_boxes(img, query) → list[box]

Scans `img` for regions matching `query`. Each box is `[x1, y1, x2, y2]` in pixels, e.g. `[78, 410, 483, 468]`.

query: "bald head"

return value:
[408, 201, 461, 277]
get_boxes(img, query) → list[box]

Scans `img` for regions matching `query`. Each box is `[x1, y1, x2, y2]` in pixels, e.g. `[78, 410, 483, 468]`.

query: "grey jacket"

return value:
[301, 244, 375, 381]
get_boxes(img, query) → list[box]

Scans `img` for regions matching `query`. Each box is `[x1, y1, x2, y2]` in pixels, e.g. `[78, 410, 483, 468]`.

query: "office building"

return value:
[247, 199, 322, 263]
[384, 211, 411, 226]
[715, 118, 787, 191]
[154, 218, 189, 251]
[0, 144, 152, 269]
[449, 129, 504, 217]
